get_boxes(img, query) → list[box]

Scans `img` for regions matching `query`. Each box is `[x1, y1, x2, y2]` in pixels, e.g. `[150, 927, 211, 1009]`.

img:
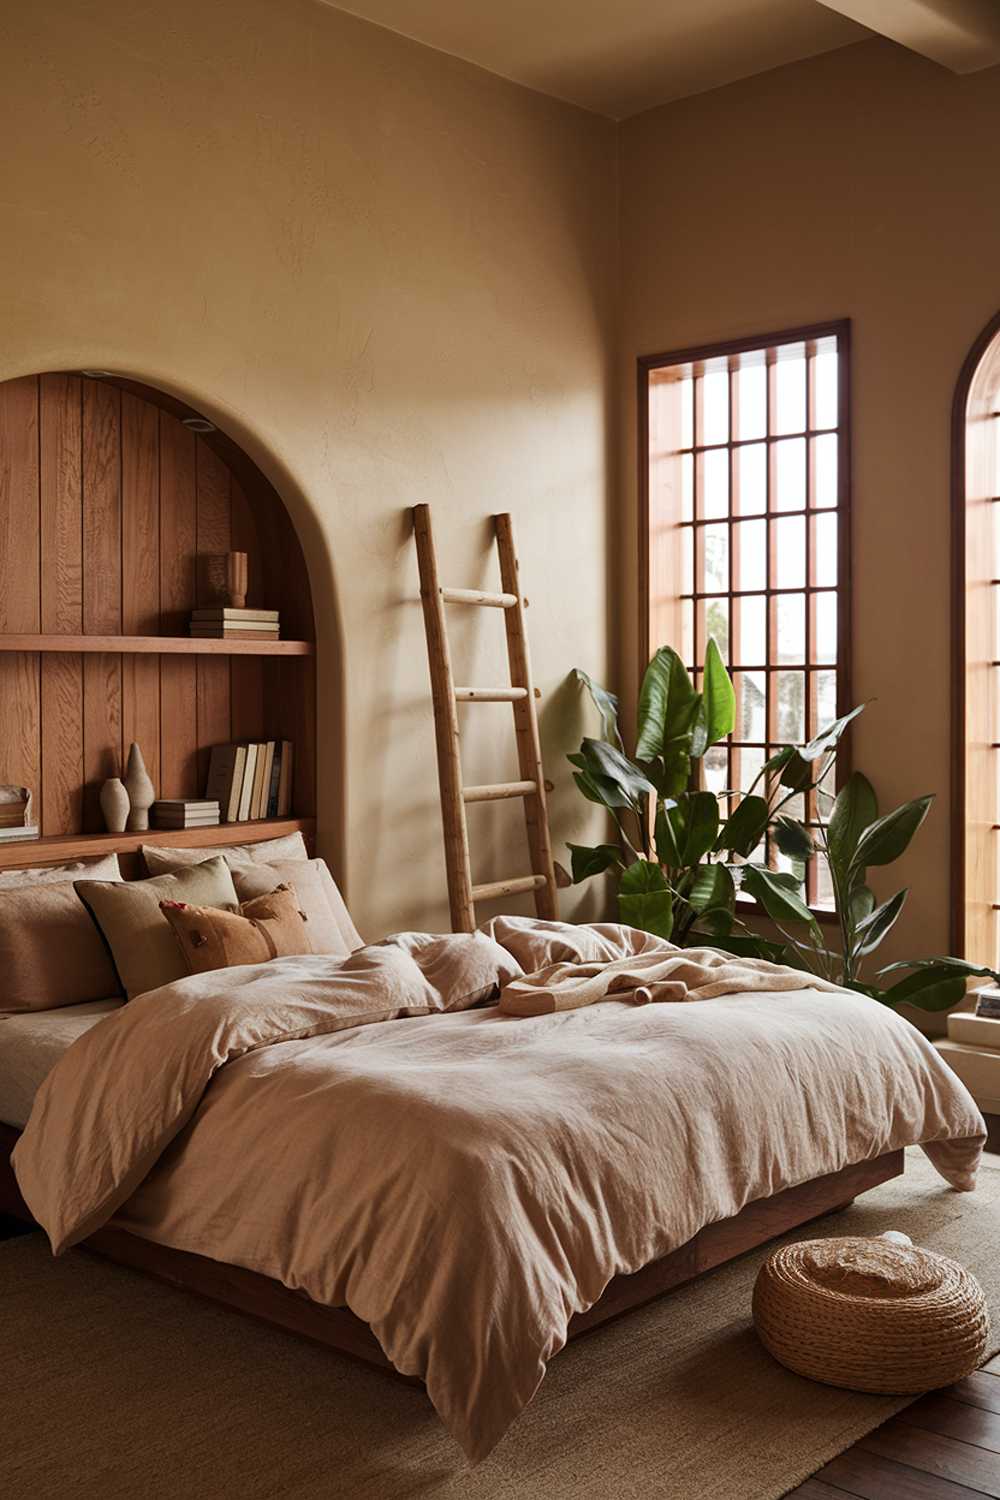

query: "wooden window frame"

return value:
[952, 310, 1000, 961]
[637, 320, 852, 915]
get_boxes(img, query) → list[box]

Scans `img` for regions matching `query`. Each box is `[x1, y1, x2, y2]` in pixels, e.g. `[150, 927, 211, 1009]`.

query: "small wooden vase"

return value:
[124, 743, 154, 832]
[100, 778, 130, 834]
[226, 550, 248, 609]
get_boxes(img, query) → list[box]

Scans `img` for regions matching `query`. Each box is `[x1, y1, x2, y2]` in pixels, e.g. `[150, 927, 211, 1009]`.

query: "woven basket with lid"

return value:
[753, 1235, 989, 1393]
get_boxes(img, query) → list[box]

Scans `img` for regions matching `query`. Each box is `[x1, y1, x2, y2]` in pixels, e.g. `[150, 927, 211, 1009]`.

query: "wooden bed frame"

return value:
[0, 1119, 903, 1379]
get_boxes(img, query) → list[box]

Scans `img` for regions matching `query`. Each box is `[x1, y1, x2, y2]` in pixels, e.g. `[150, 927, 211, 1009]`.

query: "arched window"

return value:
[954, 314, 1000, 963]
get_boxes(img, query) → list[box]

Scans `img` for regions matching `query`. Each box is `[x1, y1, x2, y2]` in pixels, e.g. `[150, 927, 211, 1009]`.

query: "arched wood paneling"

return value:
[0, 373, 315, 846]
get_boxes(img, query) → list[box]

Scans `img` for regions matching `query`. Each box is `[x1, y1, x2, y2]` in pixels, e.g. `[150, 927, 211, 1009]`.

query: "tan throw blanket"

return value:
[499, 947, 844, 1014]
[13, 927, 987, 1465]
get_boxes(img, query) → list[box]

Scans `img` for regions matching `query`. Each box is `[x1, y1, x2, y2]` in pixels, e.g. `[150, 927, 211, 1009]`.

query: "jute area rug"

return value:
[3, 1148, 999, 1500]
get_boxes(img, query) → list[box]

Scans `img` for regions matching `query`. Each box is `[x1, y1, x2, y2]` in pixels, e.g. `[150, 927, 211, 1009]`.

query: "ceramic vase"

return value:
[124, 743, 154, 832]
[100, 777, 130, 834]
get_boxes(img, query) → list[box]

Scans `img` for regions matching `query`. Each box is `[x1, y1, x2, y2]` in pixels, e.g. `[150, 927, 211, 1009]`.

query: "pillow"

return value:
[0, 879, 124, 1014]
[380, 930, 523, 1011]
[0, 852, 121, 890]
[75, 855, 239, 1000]
[479, 916, 676, 972]
[141, 832, 308, 876]
[160, 885, 312, 976]
[231, 859, 361, 956]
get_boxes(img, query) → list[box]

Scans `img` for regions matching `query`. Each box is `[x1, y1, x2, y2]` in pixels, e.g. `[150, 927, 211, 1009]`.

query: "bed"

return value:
[0, 859, 987, 1464]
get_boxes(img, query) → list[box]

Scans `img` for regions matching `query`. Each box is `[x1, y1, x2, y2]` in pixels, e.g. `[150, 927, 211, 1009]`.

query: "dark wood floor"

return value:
[789, 1356, 1000, 1499]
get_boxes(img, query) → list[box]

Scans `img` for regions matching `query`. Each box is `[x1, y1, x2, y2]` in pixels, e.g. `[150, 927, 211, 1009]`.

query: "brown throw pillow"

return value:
[0, 879, 124, 1014]
[160, 884, 313, 976]
[75, 855, 240, 1000]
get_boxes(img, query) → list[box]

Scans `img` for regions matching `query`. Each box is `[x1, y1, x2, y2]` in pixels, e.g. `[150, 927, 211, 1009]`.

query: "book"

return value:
[190, 622, 280, 633]
[254, 742, 275, 819]
[238, 743, 259, 822]
[190, 628, 280, 640]
[265, 742, 283, 818]
[204, 745, 244, 824]
[975, 988, 1000, 1019]
[191, 608, 279, 623]
[151, 799, 221, 828]
[155, 799, 221, 811]
[0, 824, 39, 842]
[276, 740, 293, 817]
[152, 815, 221, 828]
[250, 741, 273, 820]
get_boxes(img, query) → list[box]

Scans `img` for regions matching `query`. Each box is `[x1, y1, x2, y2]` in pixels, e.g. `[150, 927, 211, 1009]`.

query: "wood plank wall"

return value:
[0, 374, 316, 836]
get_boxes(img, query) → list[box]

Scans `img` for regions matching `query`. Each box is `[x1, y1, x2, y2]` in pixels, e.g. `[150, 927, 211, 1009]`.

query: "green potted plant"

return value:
[567, 643, 1000, 1011]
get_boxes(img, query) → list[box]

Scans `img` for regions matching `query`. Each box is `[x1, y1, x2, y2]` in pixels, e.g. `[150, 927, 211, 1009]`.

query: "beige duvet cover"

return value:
[13, 925, 986, 1462]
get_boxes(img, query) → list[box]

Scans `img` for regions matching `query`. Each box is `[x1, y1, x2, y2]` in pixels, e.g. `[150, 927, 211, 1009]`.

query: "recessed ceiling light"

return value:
[182, 417, 216, 433]
[80, 369, 113, 378]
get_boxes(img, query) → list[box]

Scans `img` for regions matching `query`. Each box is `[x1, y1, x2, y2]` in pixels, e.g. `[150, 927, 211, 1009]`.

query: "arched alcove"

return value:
[953, 313, 1000, 960]
[0, 371, 316, 869]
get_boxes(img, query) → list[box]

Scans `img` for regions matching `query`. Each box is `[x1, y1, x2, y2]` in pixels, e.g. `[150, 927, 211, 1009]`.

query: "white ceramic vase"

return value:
[124, 743, 154, 832]
[100, 777, 130, 834]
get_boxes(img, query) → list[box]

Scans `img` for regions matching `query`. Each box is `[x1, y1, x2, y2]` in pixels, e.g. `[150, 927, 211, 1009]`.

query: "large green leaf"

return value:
[680, 791, 719, 864]
[799, 704, 866, 762]
[654, 800, 684, 867]
[569, 760, 633, 811]
[882, 965, 969, 1012]
[573, 669, 624, 750]
[717, 794, 769, 858]
[741, 865, 817, 928]
[852, 795, 933, 870]
[688, 862, 735, 915]
[877, 955, 1000, 984]
[690, 930, 790, 964]
[618, 860, 674, 940]
[854, 888, 908, 957]
[828, 772, 878, 878]
[635, 647, 698, 763]
[567, 843, 623, 883]
[577, 739, 656, 807]
[773, 816, 814, 861]
[692, 638, 735, 757]
[848, 884, 876, 928]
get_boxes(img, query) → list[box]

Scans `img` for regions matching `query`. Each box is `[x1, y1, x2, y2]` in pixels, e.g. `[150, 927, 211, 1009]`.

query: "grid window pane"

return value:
[701, 367, 729, 445]
[774, 516, 806, 588]
[645, 325, 848, 913]
[735, 595, 766, 665]
[735, 519, 767, 590]
[774, 593, 806, 663]
[774, 437, 806, 511]
[774, 344, 806, 434]
[701, 448, 729, 518]
[735, 442, 767, 515]
[813, 433, 838, 508]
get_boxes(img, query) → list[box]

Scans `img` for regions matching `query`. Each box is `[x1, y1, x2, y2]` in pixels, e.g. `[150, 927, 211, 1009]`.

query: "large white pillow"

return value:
[0, 853, 122, 890]
[141, 831, 308, 875]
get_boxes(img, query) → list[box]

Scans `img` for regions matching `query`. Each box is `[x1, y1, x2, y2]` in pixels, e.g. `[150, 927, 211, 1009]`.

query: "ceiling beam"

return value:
[817, 0, 1000, 72]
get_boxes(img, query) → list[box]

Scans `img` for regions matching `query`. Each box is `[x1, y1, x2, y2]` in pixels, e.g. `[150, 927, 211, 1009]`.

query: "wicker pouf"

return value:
[753, 1235, 989, 1393]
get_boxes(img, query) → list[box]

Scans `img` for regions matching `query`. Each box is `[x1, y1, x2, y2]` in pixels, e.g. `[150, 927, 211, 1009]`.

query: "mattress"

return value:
[0, 1000, 122, 1128]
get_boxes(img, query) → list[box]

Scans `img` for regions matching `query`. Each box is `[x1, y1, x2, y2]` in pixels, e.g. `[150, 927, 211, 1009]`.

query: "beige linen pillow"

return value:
[141, 832, 307, 876]
[231, 859, 362, 956]
[76, 855, 240, 1000]
[0, 852, 121, 890]
[0, 878, 124, 1014]
[161, 885, 312, 975]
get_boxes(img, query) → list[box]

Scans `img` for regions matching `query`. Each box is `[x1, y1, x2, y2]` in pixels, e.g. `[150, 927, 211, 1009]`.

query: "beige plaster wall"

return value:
[0, 0, 619, 937]
[619, 38, 1000, 976]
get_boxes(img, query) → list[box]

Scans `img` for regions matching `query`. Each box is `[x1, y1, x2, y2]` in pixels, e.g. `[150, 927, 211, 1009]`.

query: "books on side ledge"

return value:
[190, 607, 280, 640]
[152, 800, 221, 830]
[975, 988, 1000, 1020]
[0, 824, 39, 842]
[204, 740, 294, 823]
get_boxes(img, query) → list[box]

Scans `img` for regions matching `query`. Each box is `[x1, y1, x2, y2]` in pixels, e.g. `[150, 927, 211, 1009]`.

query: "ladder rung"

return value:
[454, 687, 527, 702]
[441, 587, 517, 609]
[471, 874, 546, 902]
[463, 780, 537, 803]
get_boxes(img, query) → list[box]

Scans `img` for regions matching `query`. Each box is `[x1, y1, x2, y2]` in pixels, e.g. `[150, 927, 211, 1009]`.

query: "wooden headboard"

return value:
[0, 372, 317, 875]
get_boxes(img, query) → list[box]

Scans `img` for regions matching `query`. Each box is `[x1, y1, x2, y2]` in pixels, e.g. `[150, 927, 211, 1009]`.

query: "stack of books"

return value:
[190, 607, 279, 640]
[0, 823, 39, 843]
[204, 741, 294, 823]
[152, 800, 221, 830]
[0, 795, 38, 842]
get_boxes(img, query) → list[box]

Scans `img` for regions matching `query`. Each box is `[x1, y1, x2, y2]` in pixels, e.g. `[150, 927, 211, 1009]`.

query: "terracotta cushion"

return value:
[160, 884, 312, 975]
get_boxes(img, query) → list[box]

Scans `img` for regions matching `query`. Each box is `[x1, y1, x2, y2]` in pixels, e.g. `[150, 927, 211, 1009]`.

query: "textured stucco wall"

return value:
[620, 38, 1000, 992]
[0, 0, 619, 937]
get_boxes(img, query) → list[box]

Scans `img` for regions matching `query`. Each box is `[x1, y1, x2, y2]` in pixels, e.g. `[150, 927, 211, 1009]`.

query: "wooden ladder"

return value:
[413, 504, 558, 933]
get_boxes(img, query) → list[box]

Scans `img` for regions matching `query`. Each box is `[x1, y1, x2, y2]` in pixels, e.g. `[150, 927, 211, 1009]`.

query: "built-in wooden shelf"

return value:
[0, 817, 316, 870]
[0, 634, 314, 656]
